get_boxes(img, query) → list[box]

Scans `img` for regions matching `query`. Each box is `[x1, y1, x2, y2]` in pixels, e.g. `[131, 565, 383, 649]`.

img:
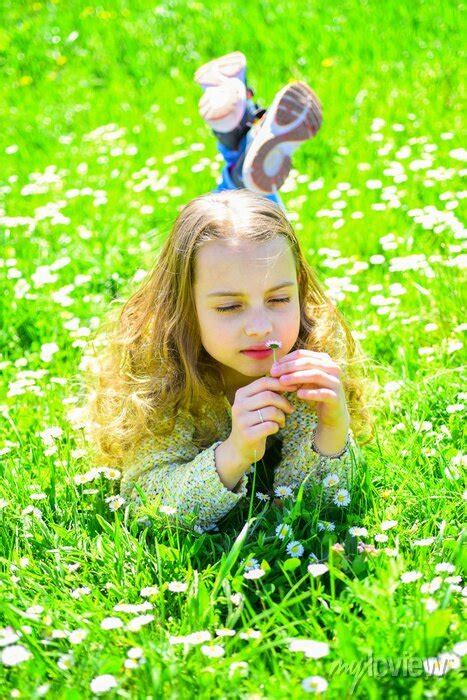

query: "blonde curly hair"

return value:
[82, 189, 376, 470]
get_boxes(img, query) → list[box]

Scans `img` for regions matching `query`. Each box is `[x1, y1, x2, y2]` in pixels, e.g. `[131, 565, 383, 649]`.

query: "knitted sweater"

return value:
[119, 390, 356, 532]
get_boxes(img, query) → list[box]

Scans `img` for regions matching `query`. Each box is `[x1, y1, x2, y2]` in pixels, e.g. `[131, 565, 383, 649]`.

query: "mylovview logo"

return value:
[329, 655, 453, 679]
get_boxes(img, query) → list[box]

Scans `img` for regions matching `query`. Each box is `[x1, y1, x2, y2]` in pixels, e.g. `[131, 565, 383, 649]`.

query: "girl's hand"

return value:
[269, 349, 350, 430]
[227, 376, 296, 465]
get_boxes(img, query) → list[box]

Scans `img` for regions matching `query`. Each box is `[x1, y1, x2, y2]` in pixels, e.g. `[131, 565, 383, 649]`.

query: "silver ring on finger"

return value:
[257, 409, 264, 423]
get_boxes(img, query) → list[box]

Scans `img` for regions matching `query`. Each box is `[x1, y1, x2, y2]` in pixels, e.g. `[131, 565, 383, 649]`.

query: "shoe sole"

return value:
[241, 82, 322, 194]
[194, 51, 246, 88]
[198, 79, 246, 125]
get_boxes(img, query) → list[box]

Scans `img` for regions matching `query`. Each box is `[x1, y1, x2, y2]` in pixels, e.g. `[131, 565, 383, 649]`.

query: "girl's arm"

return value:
[119, 410, 249, 532]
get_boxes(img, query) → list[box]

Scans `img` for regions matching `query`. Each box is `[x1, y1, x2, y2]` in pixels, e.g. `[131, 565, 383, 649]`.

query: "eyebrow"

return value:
[207, 281, 295, 297]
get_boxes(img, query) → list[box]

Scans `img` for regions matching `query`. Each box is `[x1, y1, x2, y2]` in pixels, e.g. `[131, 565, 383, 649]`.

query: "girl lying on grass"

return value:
[84, 188, 374, 533]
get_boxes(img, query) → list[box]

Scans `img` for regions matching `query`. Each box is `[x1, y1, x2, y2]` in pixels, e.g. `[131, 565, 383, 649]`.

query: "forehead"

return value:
[194, 238, 296, 289]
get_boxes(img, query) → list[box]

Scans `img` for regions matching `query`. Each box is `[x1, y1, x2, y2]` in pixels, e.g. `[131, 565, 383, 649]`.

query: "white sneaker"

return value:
[198, 77, 247, 133]
[194, 51, 246, 89]
[241, 81, 322, 194]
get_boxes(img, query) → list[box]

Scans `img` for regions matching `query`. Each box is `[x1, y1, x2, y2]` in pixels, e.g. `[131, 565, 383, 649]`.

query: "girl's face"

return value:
[194, 237, 301, 396]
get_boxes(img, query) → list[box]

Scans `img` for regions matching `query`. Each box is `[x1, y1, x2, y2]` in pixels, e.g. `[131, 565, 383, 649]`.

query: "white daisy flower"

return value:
[412, 537, 435, 546]
[167, 581, 188, 592]
[140, 585, 159, 597]
[400, 571, 423, 583]
[1, 644, 32, 666]
[125, 614, 154, 632]
[288, 638, 330, 658]
[301, 675, 328, 693]
[100, 617, 123, 630]
[286, 541, 304, 558]
[90, 674, 118, 694]
[380, 519, 398, 531]
[265, 340, 282, 349]
[349, 526, 368, 537]
[275, 523, 292, 540]
[244, 568, 266, 580]
[274, 485, 293, 498]
[256, 492, 270, 501]
[242, 557, 260, 572]
[308, 563, 329, 577]
[201, 644, 225, 658]
[322, 473, 340, 489]
[435, 562, 455, 574]
[333, 489, 350, 507]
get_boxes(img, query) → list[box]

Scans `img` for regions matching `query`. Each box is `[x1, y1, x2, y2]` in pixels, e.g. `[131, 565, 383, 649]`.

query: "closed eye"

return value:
[215, 297, 291, 313]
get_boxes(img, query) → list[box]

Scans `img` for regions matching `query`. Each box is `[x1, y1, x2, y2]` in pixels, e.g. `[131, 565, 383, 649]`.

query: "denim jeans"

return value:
[213, 130, 285, 210]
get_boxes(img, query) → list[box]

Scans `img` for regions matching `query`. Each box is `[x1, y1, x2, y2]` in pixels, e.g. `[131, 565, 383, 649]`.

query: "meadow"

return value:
[0, 0, 465, 697]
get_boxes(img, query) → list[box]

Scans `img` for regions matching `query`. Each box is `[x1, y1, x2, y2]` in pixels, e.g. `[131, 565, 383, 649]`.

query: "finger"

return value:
[275, 349, 332, 364]
[243, 376, 292, 397]
[248, 404, 286, 428]
[279, 369, 341, 389]
[245, 391, 295, 415]
[296, 388, 340, 403]
[271, 358, 341, 377]
[247, 421, 281, 440]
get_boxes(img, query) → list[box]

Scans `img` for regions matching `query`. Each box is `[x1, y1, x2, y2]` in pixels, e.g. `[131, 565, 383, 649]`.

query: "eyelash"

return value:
[215, 297, 291, 313]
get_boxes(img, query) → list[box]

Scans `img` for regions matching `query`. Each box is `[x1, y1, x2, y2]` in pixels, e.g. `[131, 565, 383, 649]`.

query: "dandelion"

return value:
[1, 644, 32, 666]
[308, 563, 329, 577]
[286, 540, 304, 558]
[244, 568, 266, 580]
[274, 485, 293, 498]
[301, 676, 329, 693]
[288, 638, 329, 659]
[400, 571, 423, 583]
[90, 675, 118, 694]
[265, 339, 282, 364]
[275, 523, 292, 540]
[322, 473, 340, 488]
[201, 644, 225, 658]
[333, 489, 350, 507]
[167, 581, 188, 593]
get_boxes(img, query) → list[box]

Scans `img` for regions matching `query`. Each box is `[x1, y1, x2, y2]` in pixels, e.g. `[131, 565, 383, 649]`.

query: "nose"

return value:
[244, 310, 273, 336]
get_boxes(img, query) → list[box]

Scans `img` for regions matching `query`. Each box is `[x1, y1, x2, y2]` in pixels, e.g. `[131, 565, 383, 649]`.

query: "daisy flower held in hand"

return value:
[265, 339, 282, 364]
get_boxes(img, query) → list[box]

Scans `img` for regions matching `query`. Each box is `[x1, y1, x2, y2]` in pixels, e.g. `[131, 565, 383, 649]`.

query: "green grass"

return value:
[0, 0, 466, 697]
